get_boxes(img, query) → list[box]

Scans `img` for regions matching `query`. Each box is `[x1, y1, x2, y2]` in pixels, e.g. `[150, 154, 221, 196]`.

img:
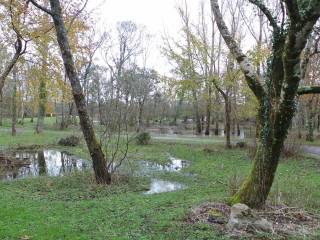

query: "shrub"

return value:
[58, 135, 80, 146]
[235, 141, 247, 148]
[281, 135, 301, 158]
[136, 132, 151, 145]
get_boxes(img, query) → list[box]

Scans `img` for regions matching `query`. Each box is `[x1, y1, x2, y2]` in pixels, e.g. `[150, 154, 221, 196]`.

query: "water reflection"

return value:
[140, 156, 189, 195]
[138, 156, 189, 175]
[220, 129, 246, 139]
[144, 179, 186, 194]
[0, 150, 89, 180]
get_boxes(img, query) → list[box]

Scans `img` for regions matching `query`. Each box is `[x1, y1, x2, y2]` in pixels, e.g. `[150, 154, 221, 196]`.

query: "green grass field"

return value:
[0, 118, 319, 239]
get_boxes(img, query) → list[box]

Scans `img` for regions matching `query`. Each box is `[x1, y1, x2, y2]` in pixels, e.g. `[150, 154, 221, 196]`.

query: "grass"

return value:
[0, 118, 320, 239]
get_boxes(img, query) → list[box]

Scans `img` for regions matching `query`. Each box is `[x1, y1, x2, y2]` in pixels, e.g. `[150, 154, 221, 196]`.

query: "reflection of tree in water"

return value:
[72, 157, 77, 172]
[1, 150, 88, 180]
[60, 152, 65, 174]
[37, 150, 46, 175]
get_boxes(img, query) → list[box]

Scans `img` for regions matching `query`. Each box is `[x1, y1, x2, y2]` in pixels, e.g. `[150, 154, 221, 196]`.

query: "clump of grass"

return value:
[136, 132, 151, 145]
[228, 172, 245, 196]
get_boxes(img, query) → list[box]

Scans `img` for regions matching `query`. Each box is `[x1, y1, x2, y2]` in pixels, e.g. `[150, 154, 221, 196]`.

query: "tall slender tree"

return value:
[29, 0, 111, 184]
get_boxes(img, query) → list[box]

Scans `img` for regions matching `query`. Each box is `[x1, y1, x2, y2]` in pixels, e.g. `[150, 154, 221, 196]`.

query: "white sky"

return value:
[88, 0, 206, 75]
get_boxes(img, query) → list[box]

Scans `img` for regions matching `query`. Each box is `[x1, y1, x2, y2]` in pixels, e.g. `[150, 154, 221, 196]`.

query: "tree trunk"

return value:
[20, 88, 25, 125]
[192, 89, 202, 135]
[11, 67, 17, 136]
[297, 102, 303, 138]
[0, 100, 3, 126]
[224, 96, 231, 148]
[210, 0, 320, 208]
[0, 37, 25, 97]
[97, 84, 103, 125]
[231, 139, 281, 207]
[214, 116, 219, 135]
[36, 77, 46, 134]
[205, 103, 211, 136]
[306, 100, 314, 141]
[136, 100, 144, 133]
[48, 0, 111, 184]
[38, 150, 47, 175]
[60, 99, 65, 130]
[173, 96, 184, 126]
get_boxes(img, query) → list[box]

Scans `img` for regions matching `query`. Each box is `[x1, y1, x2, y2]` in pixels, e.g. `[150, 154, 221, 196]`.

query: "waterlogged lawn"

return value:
[0, 123, 320, 239]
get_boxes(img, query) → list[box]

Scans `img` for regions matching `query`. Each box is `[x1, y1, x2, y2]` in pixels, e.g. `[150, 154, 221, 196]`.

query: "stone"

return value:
[253, 218, 273, 232]
[207, 209, 227, 224]
[227, 203, 273, 233]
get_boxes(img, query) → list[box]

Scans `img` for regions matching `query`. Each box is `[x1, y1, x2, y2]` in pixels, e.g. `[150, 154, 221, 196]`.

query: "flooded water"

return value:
[0, 150, 89, 180]
[138, 156, 189, 175]
[139, 156, 189, 195]
[220, 129, 246, 139]
[144, 179, 186, 194]
[0, 148, 189, 195]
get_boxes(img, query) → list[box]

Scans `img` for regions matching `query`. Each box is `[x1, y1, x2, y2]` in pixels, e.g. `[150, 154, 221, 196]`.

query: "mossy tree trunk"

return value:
[30, 0, 111, 184]
[211, 0, 320, 208]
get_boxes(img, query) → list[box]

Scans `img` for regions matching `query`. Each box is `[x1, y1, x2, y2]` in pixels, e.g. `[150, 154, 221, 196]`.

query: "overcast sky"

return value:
[88, 0, 206, 75]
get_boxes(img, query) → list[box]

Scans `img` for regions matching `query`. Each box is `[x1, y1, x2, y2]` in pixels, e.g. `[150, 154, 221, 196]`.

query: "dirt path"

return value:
[301, 145, 320, 157]
[152, 134, 320, 158]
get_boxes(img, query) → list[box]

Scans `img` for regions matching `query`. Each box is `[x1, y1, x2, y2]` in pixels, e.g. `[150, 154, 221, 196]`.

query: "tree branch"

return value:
[210, 0, 266, 103]
[0, 36, 27, 99]
[66, 0, 89, 32]
[302, 0, 320, 22]
[297, 86, 320, 95]
[248, 0, 279, 32]
[27, 0, 53, 16]
[283, 0, 301, 23]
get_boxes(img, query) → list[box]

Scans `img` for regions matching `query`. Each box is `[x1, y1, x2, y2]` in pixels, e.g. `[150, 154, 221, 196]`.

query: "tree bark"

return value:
[11, 67, 17, 136]
[211, 0, 320, 207]
[44, 0, 111, 184]
[306, 99, 314, 141]
[0, 100, 3, 126]
[192, 89, 202, 135]
[224, 96, 231, 148]
[0, 37, 26, 98]
[36, 77, 46, 134]
[136, 99, 145, 133]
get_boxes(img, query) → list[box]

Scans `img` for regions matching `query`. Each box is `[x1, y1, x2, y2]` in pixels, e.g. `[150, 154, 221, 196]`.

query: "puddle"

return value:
[140, 156, 189, 195]
[144, 179, 186, 194]
[138, 156, 189, 175]
[1, 149, 189, 195]
[0, 149, 89, 180]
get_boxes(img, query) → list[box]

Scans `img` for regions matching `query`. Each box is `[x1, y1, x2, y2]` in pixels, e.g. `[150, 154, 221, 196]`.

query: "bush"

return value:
[136, 132, 151, 145]
[58, 135, 80, 146]
[281, 139, 301, 158]
[235, 141, 247, 148]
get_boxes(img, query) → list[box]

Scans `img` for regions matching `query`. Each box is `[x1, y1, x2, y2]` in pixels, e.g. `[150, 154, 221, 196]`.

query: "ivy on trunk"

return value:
[211, 0, 320, 208]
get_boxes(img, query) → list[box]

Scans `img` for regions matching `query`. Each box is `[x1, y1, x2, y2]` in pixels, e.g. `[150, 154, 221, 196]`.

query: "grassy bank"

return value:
[0, 120, 319, 239]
